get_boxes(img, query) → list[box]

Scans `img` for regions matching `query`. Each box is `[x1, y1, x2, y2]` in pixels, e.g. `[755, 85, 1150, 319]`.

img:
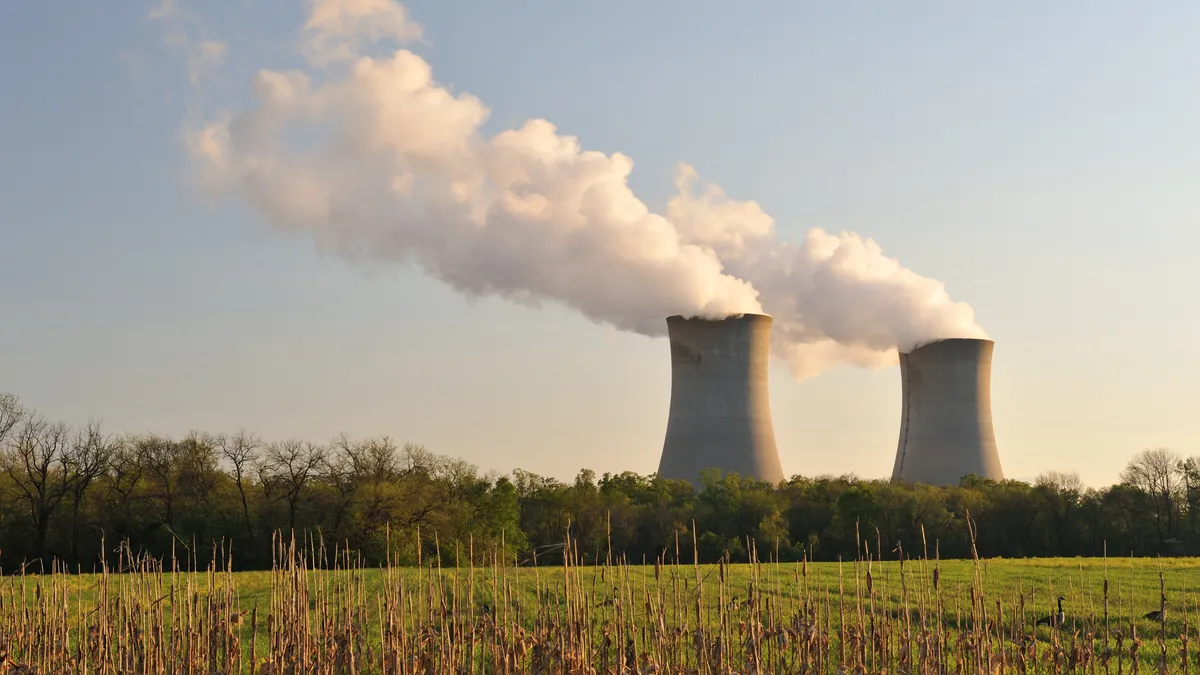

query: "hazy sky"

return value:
[2, 1, 1197, 488]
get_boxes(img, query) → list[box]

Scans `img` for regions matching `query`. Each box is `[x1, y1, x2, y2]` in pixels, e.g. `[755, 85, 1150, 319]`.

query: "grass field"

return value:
[3, 539, 1200, 673]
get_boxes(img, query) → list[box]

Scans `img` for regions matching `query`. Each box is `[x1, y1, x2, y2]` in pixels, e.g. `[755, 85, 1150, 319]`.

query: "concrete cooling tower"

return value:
[891, 337, 1004, 486]
[656, 313, 785, 486]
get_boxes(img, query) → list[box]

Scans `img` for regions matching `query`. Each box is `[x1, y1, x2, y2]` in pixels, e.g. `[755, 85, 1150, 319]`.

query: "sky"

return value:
[1, 0, 1197, 488]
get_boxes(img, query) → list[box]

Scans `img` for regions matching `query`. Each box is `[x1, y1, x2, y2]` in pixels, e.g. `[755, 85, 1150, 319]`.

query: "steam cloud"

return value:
[186, 0, 987, 380]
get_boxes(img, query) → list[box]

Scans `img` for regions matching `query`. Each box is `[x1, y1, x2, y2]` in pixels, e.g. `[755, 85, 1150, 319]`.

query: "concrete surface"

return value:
[891, 337, 1004, 486]
[656, 313, 785, 487]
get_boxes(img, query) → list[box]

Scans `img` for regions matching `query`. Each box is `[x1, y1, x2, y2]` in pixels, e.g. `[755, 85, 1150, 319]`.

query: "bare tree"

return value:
[214, 430, 261, 539]
[347, 435, 404, 484]
[105, 437, 145, 537]
[324, 434, 363, 540]
[1034, 470, 1084, 552]
[1035, 470, 1084, 495]
[1, 415, 74, 563]
[0, 393, 24, 446]
[325, 434, 414, 544]
[176, 430, 221, 507]
[134, 434, 183, 528]
[1121, 447, 1184, 545]
[259, 439, 325, 533]
[401, 442, 438, 476]
[65, 421, 116, 561]
[386, 442, 481, 533]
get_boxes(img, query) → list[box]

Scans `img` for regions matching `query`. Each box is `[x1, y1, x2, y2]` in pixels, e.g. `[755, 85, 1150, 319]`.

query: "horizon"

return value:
[2, 0, 1197, 488]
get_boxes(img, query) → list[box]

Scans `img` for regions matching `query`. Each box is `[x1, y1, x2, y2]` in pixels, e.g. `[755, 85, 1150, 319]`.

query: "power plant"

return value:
[652, 315, 1004, 488]
[891, 337, 1004, 486]
[656, 313, 785, 486]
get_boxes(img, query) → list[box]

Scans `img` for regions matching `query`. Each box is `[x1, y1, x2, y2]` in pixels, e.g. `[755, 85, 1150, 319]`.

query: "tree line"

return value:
[0, 392, 1196, 571]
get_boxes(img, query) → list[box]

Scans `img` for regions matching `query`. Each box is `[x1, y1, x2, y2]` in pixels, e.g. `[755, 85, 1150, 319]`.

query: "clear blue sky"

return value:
[1, 0, 1197, 487]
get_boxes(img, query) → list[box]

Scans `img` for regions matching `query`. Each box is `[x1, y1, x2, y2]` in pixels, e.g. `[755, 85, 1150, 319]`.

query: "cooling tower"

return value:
[656, 313, 785, 486]
[891, 337, 1004, 486]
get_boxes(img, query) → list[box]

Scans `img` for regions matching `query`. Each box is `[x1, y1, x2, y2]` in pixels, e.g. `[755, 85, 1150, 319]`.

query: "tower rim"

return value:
[666, 312, 773, 323]
[903, 336, 994, 354]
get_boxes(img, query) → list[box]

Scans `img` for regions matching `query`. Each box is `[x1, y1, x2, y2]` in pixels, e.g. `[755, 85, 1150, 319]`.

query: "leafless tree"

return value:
[351, 435, 404, 483]
[214, 430, 261, 539]
[176, 430, 221, 507]
[1035, 470, 1084, 495]
[1034, 470, 1085, 551]
[1, 414, 74, 562]
[65, 421, 116, 561]
[324, 434, 362, 539]
[400, 442, 438, 476]
[395, 442, 479, 531]
[1121, 447, 1184, 544]
[326, 434, 414, 542]
[134, 434, 183, 527]
[258, 439, 325, 533]
[0, 393, 24, 446]
[106, 437, 145, 534]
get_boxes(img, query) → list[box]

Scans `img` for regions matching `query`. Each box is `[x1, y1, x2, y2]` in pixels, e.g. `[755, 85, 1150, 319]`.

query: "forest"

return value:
[0, 391, 1196, 571]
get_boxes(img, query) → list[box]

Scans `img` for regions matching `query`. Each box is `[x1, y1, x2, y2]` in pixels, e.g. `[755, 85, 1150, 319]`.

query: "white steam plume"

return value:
[667, 166, 987, 378]
[186, 0, 986, 379]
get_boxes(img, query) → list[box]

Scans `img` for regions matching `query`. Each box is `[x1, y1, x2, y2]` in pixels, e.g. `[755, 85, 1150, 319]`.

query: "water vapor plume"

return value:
[667, 167, 987, 378]
[186, 0, 986, 379]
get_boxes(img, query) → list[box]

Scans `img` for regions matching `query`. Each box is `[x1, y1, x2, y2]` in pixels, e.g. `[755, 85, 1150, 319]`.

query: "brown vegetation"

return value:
[0, 521, 1196, 674]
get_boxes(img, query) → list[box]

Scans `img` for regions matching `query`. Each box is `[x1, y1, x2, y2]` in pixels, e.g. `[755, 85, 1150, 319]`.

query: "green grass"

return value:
[11, 557, 1200, 629]
[10, 559, 1197, 632]
[6, 554, 1200, 671]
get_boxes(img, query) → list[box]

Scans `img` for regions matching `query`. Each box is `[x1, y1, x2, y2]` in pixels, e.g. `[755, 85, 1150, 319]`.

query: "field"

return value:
[2, 537, 1200, 674]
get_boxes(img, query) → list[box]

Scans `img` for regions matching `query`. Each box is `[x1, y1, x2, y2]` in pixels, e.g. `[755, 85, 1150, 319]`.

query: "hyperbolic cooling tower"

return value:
[891, 337, 1004, 486]
[656, 313, 785, 486]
